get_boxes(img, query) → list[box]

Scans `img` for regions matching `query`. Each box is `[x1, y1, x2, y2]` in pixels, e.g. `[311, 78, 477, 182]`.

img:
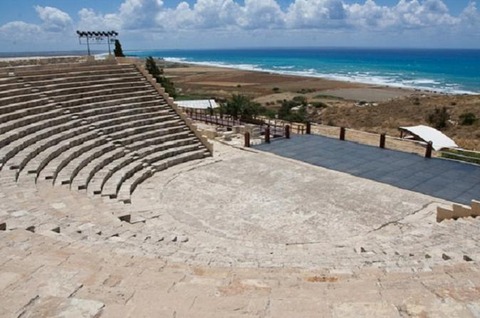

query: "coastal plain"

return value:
[165, 63, 480, 150]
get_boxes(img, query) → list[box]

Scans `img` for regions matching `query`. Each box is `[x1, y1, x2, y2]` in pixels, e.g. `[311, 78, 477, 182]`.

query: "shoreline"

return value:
[162, 57, 478, 96]
[163, 61, 423, 103]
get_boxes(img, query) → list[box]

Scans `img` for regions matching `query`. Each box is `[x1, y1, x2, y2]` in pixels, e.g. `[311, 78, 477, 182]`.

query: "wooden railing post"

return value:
[425, 141, 433, 158]
[285, 125, 290, 139]
[244, 132, 251, 148]
[306, 121, 311, 134]
[265, 127, 270, 144]
[340, 127, 346, 141]
[379, 133, 386, 149]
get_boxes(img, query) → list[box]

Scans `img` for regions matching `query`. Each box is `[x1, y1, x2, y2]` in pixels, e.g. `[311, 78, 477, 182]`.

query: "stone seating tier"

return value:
[101, 139, 202, 198]
[12, 63, 135, 77]
[33, 80, 151, 98]
[38, 111, 179, 182]
[71, 125, 191, 191]
[0, 103, 56, 126]
[0, 60, 211, 202]
[14, 114, 181, 182]
[61, 129, 193, 188]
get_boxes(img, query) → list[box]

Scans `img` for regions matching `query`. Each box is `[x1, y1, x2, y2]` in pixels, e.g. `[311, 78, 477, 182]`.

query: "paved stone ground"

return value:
[1, 141, 480, 317]
[254, 134, 480, 204]
[1, 229, 480, 318]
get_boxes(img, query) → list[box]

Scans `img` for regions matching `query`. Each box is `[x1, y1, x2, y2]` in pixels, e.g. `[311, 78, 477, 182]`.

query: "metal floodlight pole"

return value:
[107, 35, 112, 55]
[86, 35, 91, 56]
[77, 30, 118, 57]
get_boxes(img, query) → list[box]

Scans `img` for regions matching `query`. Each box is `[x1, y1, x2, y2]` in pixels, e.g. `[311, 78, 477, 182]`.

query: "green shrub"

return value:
[311, 102, 328, 109]
[292, 95, 308, 106]
[145, 56, 177, 98]
[459, 112, 477, 125]
[426, 106, 449, 129]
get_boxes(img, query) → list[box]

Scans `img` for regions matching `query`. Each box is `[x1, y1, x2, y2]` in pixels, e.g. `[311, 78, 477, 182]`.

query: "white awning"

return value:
[399, 125, 458, 151]
[176, 99, 219, 109]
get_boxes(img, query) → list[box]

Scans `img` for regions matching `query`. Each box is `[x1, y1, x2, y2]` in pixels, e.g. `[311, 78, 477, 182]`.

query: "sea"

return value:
[128, 48, 480, 95]
[2, 48, 479, 95]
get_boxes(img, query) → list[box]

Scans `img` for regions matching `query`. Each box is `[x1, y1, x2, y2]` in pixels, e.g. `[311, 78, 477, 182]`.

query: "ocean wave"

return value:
[165, 58, 261, 72]
[163, 57, 478, 95]
[273, 65, 295, 70]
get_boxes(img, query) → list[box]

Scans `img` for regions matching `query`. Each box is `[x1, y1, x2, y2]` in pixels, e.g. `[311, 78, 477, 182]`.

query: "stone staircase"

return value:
[437, 200, 480, 222]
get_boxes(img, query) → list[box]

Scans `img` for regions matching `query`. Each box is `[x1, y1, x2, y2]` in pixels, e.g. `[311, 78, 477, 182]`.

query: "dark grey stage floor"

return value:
[254, 134, 480, 205]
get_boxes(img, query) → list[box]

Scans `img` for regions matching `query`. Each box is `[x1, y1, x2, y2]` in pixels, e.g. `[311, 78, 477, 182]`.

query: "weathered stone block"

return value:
[452, 204, 472, 218]
[436, 206, 453, 222]
[471, 200, 480, 217]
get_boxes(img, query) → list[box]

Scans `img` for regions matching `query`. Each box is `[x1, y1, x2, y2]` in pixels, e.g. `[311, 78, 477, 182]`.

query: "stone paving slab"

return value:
[1, 229, 479, 317]
[254, 134, 480, 204]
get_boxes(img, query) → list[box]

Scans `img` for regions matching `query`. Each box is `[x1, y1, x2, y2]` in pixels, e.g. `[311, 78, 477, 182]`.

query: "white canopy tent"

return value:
[399, 125, 458, 151]
[176, 99, 219, 110]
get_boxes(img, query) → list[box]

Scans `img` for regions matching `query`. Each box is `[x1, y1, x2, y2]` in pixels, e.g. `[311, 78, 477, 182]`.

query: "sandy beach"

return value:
[165, 63, 417, 103]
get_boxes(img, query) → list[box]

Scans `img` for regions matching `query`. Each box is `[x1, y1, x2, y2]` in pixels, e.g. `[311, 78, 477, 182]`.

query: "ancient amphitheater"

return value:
[0, 57, 479, 317]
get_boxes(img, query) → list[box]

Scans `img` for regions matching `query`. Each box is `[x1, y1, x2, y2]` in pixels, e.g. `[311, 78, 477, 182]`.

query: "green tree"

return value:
[145, 56, 176, 98]
[426, 107, 449, 130]
[222, 94, 261, 120]
[277, 99, 308, 123]
[113, 39, 125, 57]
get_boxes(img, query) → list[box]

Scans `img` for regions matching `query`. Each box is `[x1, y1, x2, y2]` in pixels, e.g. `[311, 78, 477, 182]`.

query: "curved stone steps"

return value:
[14, 125, 92, 180]
[47, 85, 156, 103]
[57, 130, 193, 188]
[65, 95, 165, 115]
[0, 85, 33, 99]
[41, 138, 111, 183]
[0, 107, 168, 166]
[0, 117, 85, 170]
[16, 66, 137, 82]
[0, 104, 64, 146]
[19, 72, 140, 87]
[10, 62, 133, 76]
[0, 107, 65, 136]
[71, 125, 190, 191]
[36, 81, 150, 100]
[117, 147, 208, 203]
[0, 79, 26, 93]
[38, 110, 177, 182]
[0, 96, 49, 114]
[36, 73, 144, 90]
[101, 142, 203, 199]
[86, 121, 186, 195]
[16, 113, 179, 182]
[59, 90, 156, 108]
[0, 103, 58, 126]
[75, 107, 175, 129]
[0, 91, 46, 106]
[71, 101, 168, 121]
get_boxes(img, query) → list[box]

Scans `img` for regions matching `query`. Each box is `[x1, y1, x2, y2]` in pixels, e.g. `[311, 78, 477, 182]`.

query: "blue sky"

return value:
[0, 0, 479, 52]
